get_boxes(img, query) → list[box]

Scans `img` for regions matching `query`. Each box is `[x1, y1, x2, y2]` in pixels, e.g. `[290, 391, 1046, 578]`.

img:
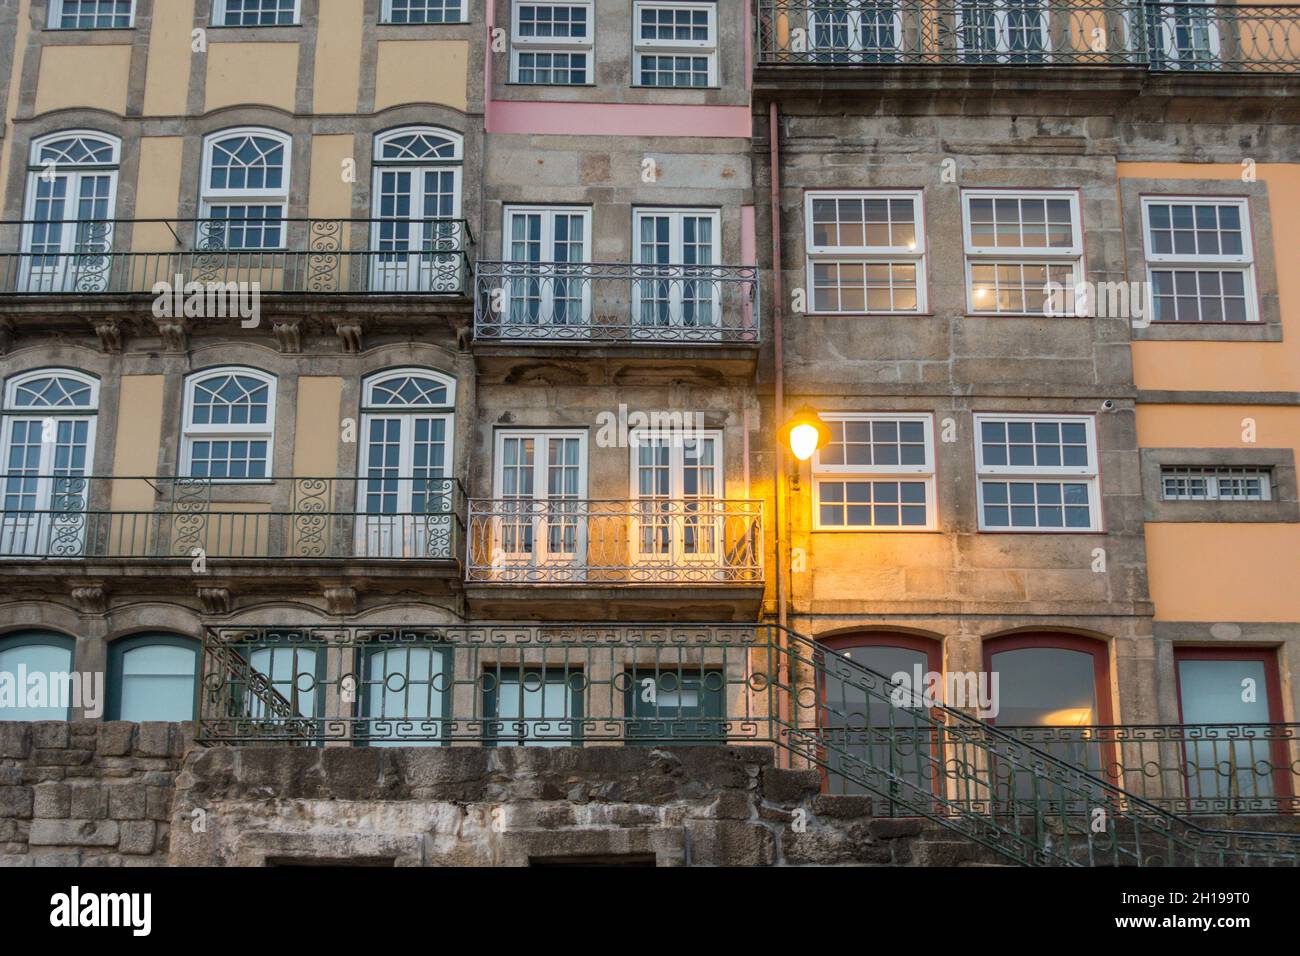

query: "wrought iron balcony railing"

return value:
[197, 623, 1300, 866]
[465, 498, 764, 584]
[0, 475, 463, 562]
[0, 217, 473, 296]
[755, 0, 1300, 74]
[473, 260, 760, 343]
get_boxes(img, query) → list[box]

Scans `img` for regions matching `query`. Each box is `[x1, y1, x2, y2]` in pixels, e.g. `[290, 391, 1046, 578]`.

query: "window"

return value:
[357, 369, 456, 559]
[633, 2, 717, 87]
[213, 0, 299, 26]
[370, 127, 463, 292]
[624, 666, 724, 743]
[633, 207, 721, 332]
[957, 0, 1050, 63]
[0, 632, 75, 720]
[361, 639, 451, 746]
[1141, 197, 1256, 323]
[483, 667, 584, 746]
[246, 638, 322, 722]
[807, 1, 903, 62]
[21, 131, 119, 294]
[975, 414, 1099, 531]
[49, 0, 134, 28]
[107, 635, 199, 721]
[962, 190, 1082, 315]
[813, 414, 935, 530]
[510, 1, 593, 84]
[1, 370, 99, 557]
[502, 206, 592, 328]
[382, 0, 465, 22]
[1160, 466, 1271, 502]
[200, 129, 291, 250]
[632, 431, 722, 565]
[806, 191, 926, 314]
[492, 429, 588, 573]
[181, 367, 276, 480]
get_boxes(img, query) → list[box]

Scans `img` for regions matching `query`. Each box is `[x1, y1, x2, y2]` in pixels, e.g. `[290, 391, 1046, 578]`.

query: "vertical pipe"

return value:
[768, 100, 791, 766]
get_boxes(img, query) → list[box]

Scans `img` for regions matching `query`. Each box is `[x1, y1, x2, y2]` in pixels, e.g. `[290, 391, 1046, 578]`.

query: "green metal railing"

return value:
[755, 1, 1300, 74]
[196, 622, 1300, 867]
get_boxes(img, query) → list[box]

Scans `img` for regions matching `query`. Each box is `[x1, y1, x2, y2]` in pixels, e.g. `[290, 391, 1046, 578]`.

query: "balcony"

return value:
[472, 261, 760, 344]
[465, 498, 763, 585]
[755, 1, 1300, 76]
[0, 475, 464, 564]
[0, 217, 473, 298]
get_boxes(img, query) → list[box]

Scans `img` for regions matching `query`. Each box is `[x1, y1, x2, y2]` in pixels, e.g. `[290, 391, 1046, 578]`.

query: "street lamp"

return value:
[779, 405, 831, 462]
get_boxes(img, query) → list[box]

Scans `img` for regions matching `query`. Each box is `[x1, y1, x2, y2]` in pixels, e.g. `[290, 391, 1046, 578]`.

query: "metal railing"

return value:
[0, 475, 463, 561]
[0, 217, 473, 296]
[473, 261, 760, 343]
[465, 498, 764, 584]
[196, 622, 1300, 866]
[755, 0, 1300, 74]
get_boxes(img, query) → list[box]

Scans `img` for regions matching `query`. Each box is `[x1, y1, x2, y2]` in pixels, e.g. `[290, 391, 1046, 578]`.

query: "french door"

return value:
[633, 209, 721, 339]
[807, 1, 902, 63]
[632, 432, 722, 576]
[502, 206, 591, 332]
[356, 414, 451, 558]
[957, 0, 1050, 63]
[21, 170, 115, 293]
[0, 415, 95, 557]
[370, 165, 461, 292]
[493, 430, 587, 578]
[1145, 1, 1220, 71]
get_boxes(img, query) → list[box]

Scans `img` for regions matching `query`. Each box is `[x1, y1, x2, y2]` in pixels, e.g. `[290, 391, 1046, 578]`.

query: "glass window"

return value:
[1160, 465, 1271, 501]
[975, 415, 1098, 531]
[633, 207, 720, 331]
[361, 642, 449, 746]
[813, 415, 935, 529]
[247, 642, 320, 720]
[806, 191, 925, 313]
[49, 0, 134, 29]
[963, 190, 1082, 315]
[200, 129, 291, 250]
[382, 0, 465, 23]
[624, 667, 724, 742]
[108, 636, 198, 721]
[0, 633, 75, 720]
[483, 668, 583, 746]
[213, 0, 299, 26]
[1142, 197, 1256, 323]
[633, 2, 717, 87]
[510, 2, 593, 84]
[181, 367, 276, 479]
[501, 206, 592, 328]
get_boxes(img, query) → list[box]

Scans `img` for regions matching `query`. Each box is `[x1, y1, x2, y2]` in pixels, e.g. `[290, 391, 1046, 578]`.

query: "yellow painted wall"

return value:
[35, 45, 132, 115]
[307, 134, 356, 219]
[131, 137, 185, 253]
[108, 376, 165, 558]
[204, 43, 299, 112]
[313, 0, 364, 114]
[1146, 524, 1300, 622]
[374, 41, 468, 112]
[292, 377, 343, 476]
[142, 0, 195, 116]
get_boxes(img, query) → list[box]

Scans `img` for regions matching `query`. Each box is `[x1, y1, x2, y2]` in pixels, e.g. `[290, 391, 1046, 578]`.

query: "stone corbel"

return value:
[154, 316, 190, 353]
[197, 587, 232, 616]
[71, 584, 109, 615]
[0, 318, 14, 354]
[273, 317, 302, 353]
[334, 319, 364, 353]
[92, 316, 123, 353]
[323, 586, 358, 617]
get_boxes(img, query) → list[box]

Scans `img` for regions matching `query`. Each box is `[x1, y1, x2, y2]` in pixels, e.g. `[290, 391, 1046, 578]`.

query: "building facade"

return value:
[0, 0, 1298, 866]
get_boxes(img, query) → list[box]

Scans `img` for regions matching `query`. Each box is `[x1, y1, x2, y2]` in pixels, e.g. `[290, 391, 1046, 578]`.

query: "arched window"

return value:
[0, 632, 76, 720]
[818, 633, 943, 797]
[107, 634, 199, 721]
[200, 128, 291, 250]
[1, 370, 99, 557]
[370, 127, 463, 292]
[21, 131, 120, 293]
[181, 367, 276, 480]
[360, 636, 451, 746]
[356, 369, 456, 558]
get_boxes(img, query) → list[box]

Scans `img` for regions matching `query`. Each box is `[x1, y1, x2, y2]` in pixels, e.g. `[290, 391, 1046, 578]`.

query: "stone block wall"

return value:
[0, 721, 190, 867]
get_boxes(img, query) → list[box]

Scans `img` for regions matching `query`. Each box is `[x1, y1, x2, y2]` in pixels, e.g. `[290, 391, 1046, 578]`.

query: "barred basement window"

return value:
[1160, 466, 1272, 501]
[813, 414, 935, 530]
[805, 191, 926, 314]
[1141, 197, 1257, 323]
[975, 414, 1098, 531]
[633, 2, 717, 87]
[382, 0, 465, 23]
[213, 0, 300, 26]
[963, 190, 1082, 315]
[510, 1, 593, 84]
[49, 0, 135, 29]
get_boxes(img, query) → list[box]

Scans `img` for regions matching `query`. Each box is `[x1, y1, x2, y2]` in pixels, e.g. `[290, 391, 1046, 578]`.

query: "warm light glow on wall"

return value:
[779, 406, 832, 462]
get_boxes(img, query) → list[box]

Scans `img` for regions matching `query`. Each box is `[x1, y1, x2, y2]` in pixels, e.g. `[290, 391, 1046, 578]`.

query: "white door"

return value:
[370, 166, 461, 292]
[21, 171, 115, 293]
[633, 209, 721, 339]
[1, 415, 94, 556]
[356, 414, 451, 557]
[493, 431, 587, 579]
[502, 207, 591, 334]
[632, 432, 722, 576]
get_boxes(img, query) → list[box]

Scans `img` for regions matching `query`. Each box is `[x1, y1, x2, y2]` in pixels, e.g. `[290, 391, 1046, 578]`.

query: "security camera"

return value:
[1101, 400, 1115, 411]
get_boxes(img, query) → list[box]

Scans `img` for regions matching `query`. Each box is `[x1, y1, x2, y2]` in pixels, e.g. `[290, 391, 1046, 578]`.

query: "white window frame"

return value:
[811, 413, 936, 531]
[180, 366, 277, 482]
[200, 127, 292, 250]
[955, 0, 1052, 61]
[1140, 195, 1258, 324]
[632, 1, 718, 88]
[804, 190, 927, 315]
[632, 206, 722, 333]
[629, 429, 724, 565]
[501, 204, 593, 329]
[212, 0, 301, 26]
[510, 0, 595, 84]
[974, 413, 1099, 533]
[1159, 466, 1272, 502]
[371, 127, 464, 293]
[807, 1, 904, 58]
[381, 0, 467, 24]
[48, 0, 136, 29]
[492, 428, 589, 570]
[962, 189, 1083, 316]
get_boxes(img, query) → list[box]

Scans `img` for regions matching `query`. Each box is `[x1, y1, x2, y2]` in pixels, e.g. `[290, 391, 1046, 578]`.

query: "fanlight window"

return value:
[35, 134, 119, 167]
[363, 371, 454, 409]
[9, 373, 98, 409]
[191, 373, 271, 425]
[182, 368, 276, 479]
[208, 133, 287, 192]
[201, 129, 291, 250]
[376, 129, 462, 163]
